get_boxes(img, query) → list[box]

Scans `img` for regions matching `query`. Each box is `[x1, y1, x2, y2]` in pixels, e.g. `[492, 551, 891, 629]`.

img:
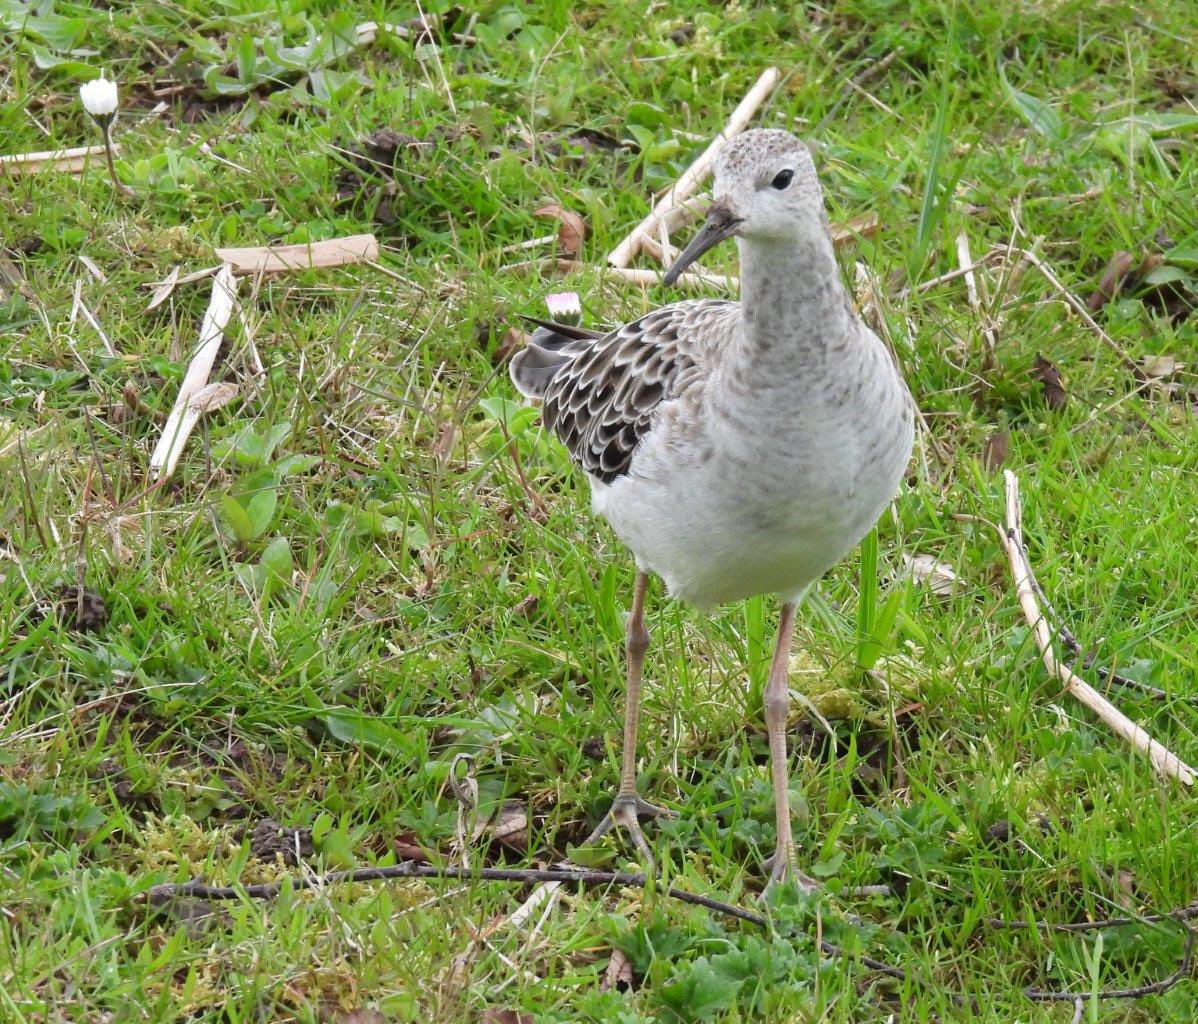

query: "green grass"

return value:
[2, 1, 1197, 1020]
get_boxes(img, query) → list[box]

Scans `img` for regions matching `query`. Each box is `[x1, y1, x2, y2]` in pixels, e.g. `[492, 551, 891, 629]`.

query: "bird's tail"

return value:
[508, 317, 603, 398]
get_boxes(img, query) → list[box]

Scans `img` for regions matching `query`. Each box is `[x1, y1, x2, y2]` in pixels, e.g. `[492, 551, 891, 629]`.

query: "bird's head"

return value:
[664, 129, 821, 285]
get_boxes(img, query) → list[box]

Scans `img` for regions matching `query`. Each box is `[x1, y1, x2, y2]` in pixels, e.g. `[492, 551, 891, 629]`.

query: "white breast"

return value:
[592, 364, 913, 609]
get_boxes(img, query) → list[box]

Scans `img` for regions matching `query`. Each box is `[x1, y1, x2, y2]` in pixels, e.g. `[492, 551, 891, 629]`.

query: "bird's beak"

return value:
[662, 203, 742, 286]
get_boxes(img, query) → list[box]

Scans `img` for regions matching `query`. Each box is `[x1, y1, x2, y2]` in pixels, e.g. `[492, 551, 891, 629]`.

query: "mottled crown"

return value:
[714, 129, 810, 181]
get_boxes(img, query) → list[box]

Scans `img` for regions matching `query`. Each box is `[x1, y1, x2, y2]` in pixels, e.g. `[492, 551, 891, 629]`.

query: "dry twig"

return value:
[955, 231, 998, 369]
[215, 234, 379, 274]
[608, 68, 781, 268]
[149, 266, 239, 480]
[145, 862, 906, 982]
[991, 473, 1195, 786]
[0, 144, 117, 176]
[996, 248, 1139, 373]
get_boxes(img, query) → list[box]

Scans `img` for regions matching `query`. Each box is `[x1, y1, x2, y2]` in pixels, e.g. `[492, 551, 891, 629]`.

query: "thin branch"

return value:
[964, 478, 1196, 786]
[608, 67, 781, 268]
[1023, 924, 1194, 1002]
[1033, 578, 1197, 705]
[950, 513, 1193, 705]
[145, 862, 905, 981]
[989, 901, 1198, 934]
[149, 265, 239, 480]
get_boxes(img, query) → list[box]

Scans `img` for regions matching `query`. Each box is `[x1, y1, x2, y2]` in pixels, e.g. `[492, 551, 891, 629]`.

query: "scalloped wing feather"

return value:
[536, 299, 738, 483]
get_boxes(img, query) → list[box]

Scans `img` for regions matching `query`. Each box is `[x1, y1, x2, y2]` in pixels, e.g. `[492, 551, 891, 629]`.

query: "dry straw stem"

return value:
[955, 230, 998, 366]
[996, 247, 1140, 373]
[607, 266, 739, 292]
[0, 144, 117, 176]
[214, 234, 379, 274]
[149, 265, 239, 481]
[143, 234, 381, 308]
[607, 67, 781, 268]
[999, 470, 1195, 786]
[517, 212, 879, 292]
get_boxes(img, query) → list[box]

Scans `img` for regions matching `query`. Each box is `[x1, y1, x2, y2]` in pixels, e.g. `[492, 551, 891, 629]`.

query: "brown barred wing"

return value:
[540, 301, 734, 484]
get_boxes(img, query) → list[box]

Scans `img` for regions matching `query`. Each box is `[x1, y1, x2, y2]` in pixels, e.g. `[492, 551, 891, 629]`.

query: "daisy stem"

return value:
[101, 119, 134, 198]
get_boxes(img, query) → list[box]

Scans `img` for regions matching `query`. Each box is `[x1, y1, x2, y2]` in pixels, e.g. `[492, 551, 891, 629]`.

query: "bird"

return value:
[509, 128, 915, 890]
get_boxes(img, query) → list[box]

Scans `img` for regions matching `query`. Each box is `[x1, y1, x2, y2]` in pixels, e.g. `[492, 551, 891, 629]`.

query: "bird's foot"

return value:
[761, 845, 820, 901]
[583, 790, 676, 872]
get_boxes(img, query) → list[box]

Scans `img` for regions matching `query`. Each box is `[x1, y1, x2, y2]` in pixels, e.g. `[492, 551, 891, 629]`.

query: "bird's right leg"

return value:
[763, 600, 819, 896]
[583, 571, 674, 870]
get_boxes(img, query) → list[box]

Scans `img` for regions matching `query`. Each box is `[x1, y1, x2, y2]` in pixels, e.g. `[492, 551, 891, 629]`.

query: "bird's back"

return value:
[509, 299, 739, 483]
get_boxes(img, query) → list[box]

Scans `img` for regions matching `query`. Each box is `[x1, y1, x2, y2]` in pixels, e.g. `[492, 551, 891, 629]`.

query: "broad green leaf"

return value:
[627, 101, 668, 129]
[18, 15, 87, 51]
[246, 489, 278, 537]
[999, 66, 1065, 142]
[1131, 112, 1198, 136]
[233, 562, 260, 591]
[479, 397, 538, 437]
[220, 494, 255, 543]
[237, 35, 257, 83]
[259, 536, 293, 585]
[318, 709, 412, 755]
[259, 422, 293, 463]
[30, 46, 93, 74]
[1143, 265, 1193, 288]
[1165, 247, 1198, 270]
[272, 453, 320, 478]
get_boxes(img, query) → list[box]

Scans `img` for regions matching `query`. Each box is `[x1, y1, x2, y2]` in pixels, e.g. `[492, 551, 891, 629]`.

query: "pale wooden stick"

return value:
[1000, 470, 1195, 787]
[635, 212, 878, 272]
[143, 265, 222, 293]
[149, 266, 239, 481]
[606, 266, 738, 292]
[73, 286, 117, 357]
[831, 211, 880, 247]
[0, 144, 117, 175]
[908, 253, 1000, 295]
[608, 67, 781, 268]
[955, 231, 998, 366]
[214, 234, 379, 275]
[997, 247, 1139, 373]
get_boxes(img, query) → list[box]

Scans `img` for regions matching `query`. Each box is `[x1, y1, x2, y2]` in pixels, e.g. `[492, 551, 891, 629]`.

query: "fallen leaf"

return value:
[432, 422, 457, 461]
[533, 203, 586, 258]
[146, 265, 182, 311]
[78, 253, 107, 283]
[188, 382, 240, 413]
[472, 800, 528, 851]
[334, 1010, 388, 1024]
[512, 593, 539, 617]
[900, 553, 960, 598]
[601, 948, 634, 992]
[981, 430, 1010, 472]
[481, 1010, 533, 1024]
[1086, 251, 1134, 310]
[393, 830, 430, 862]
[493, 327, 523, 365]
[1032, 353, 1067, 410]
[1141, 354, 1180, 377]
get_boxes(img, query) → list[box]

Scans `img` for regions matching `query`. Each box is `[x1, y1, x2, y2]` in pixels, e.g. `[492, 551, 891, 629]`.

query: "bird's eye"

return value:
[770, 169, 794, 190]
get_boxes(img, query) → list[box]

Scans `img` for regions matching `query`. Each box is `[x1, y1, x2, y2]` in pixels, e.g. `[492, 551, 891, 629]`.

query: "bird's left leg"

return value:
[582, 571, 675, 870]
[763, 600, 819, 894]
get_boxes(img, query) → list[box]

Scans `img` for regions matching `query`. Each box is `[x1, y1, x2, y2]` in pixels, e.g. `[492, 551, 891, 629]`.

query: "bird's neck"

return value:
[734, 211, 853, 369]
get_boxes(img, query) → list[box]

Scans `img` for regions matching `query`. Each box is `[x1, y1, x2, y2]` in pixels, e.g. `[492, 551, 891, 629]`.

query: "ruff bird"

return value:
[510, 129, 914, 889]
